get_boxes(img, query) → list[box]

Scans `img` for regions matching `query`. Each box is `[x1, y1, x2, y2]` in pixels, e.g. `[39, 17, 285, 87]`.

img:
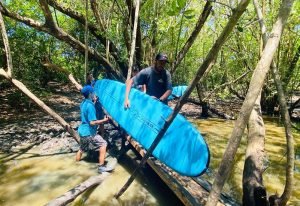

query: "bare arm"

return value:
[159, 89, 172, 102]
[90, 116, 109, 126]
[159, 70, 172, 101]
[124, 78, 134, 108]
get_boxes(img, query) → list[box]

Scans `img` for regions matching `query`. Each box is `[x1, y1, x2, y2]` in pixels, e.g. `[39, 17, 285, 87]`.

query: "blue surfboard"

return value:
[168, 85, 188, 100]
[94, 79, 209, 176]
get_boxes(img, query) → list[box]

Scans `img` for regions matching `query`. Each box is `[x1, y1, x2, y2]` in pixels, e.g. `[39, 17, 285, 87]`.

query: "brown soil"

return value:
[0, 82, 82, 154]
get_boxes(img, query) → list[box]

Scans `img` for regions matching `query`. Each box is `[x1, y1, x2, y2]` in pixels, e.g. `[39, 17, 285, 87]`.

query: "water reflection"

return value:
[192, 117, 300, 205]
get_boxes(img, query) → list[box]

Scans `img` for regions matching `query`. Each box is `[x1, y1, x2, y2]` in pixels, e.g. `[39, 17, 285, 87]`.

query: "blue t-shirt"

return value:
[78, 99, 98, 137]
[133, 67, 172, 102]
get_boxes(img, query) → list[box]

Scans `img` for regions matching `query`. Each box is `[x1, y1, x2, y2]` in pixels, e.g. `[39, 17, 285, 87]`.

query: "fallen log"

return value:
[126, 136, 240, 206]
[45, 173, 109, 206]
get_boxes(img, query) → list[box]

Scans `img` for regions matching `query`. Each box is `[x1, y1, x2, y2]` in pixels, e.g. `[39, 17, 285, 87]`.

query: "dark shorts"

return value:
[80, 134, 107, 152]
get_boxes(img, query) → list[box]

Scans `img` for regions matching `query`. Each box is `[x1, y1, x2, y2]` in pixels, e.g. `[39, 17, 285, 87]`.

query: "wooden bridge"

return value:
[127, 136, 240, 206]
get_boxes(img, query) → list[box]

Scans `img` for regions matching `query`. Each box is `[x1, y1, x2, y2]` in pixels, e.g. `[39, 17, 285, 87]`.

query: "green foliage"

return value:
[0, 0, 299, 106]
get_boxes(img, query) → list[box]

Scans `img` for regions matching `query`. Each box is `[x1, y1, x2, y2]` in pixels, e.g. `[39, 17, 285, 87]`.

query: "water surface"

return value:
[193, 117, 300, 205]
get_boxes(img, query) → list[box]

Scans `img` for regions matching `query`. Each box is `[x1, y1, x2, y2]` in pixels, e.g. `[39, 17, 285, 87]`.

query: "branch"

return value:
[41, 57, 83, 91]
[208, 0, 234, 10]
[90, 0, 105, 31]
[203, 70, 250, 101]
[39, 0, 57, 28]
[47, 0, 127, 76]
[207, 0, 295, 205]
[0, 2, 124, 81]
[0, 8, 12, 77]
[171, 1, 213, 73]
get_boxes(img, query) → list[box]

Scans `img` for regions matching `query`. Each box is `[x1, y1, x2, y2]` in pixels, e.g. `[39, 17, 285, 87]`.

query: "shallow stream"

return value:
[0, 117, 299, 205]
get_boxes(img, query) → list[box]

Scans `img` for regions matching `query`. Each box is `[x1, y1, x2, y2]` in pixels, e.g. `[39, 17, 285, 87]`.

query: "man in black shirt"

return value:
[124, 53, 172, 107]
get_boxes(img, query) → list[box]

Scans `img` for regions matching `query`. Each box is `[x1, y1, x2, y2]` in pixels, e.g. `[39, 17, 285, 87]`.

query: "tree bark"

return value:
[243, 94, 267, 206]
[45, 174, 109, 206]
[0, 9, 12, 77]
[206, 1, 295, 205]
[254, 0, 295, 204]
[126, 0, 140, 80]
[126, 0, 143, 68]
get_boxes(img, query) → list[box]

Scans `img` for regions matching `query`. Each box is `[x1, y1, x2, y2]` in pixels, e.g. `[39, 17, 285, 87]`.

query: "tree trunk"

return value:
[126, 0, 143, 68]
[84, 0, 89, 82]
[243, 94, 267, 206]
[206, 1, 294, 205]
[254, 0, 295, 204]
[0, 9, 12, 77]
[242, 2, 267, 205]
[127, 0, 140, 80]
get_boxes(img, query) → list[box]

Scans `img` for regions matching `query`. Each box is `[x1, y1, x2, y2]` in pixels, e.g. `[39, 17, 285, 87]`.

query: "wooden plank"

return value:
[126, 136, 240, 206]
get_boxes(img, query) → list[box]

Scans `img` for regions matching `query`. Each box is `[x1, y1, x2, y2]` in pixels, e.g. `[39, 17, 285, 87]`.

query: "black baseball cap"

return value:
[155, 53, 169, 63]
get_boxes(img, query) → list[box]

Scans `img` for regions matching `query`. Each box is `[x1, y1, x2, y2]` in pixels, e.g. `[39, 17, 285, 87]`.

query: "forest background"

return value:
[0, 0, 299, 205]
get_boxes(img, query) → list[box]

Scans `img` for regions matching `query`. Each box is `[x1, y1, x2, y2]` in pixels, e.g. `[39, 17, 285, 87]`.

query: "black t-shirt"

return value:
[133, 66, 172, 100]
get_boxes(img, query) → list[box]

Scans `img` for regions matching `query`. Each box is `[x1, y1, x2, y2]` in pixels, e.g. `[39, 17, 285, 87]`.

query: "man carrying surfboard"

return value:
[124, 53, 172, 107]
[76, 85, 114, 173]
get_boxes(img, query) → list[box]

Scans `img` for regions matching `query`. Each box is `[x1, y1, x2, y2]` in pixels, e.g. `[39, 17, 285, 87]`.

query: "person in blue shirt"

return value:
[85, 73, 105, 137]
[76, 85, 113, 173]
